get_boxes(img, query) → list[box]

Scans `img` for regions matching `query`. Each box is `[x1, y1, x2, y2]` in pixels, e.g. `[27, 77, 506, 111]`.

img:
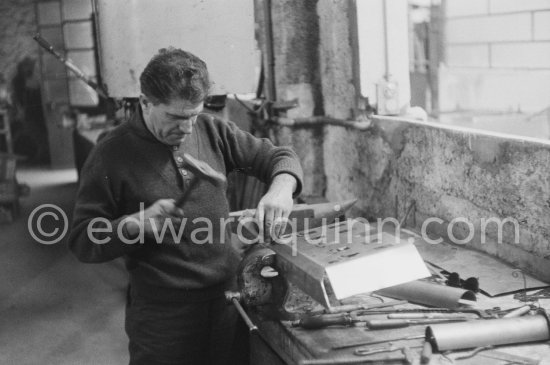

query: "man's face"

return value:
[140, 95, 204, 146]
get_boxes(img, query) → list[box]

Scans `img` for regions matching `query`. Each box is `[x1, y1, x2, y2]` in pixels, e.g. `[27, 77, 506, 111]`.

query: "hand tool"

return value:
[331, 334, 425, 350]
[365, 317, 469, 330]
[501, 304, 532, 318]
[388, 312, 476, 320]
[353, 343, 416, 362]
[304, 299, 407, 316]
[293, 305, 487, 330]
[180, 153, 227, 186]
[323, 300, 408, 315]
[292, 304, 408, 330]
[176, 153, 227, 207]
[353, 307, 507, 319]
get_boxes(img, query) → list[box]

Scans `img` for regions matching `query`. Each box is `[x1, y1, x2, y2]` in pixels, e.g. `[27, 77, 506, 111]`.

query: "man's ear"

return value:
[139, 94, 151, 114]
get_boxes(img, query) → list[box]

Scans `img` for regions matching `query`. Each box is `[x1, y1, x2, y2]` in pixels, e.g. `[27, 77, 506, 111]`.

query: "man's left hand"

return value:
[255, 173, 297, 242]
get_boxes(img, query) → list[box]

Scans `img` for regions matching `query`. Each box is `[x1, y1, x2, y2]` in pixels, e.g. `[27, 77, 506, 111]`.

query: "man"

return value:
[68, 47, 303, 365]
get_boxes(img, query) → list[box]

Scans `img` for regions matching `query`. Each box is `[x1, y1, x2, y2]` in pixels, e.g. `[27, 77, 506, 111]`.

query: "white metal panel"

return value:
[95, 0, 259, 98]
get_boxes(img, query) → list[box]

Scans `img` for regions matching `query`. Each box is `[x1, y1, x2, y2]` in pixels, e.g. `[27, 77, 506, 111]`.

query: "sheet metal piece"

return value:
[272, 242, 332, 309]
[271, 220, 430, 308]
[377, 280, 476, 309]
[410, 232, 549, 296]
[426, 313, 550, 352]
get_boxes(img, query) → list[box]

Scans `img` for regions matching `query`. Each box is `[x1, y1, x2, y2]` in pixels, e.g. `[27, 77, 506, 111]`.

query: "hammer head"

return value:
[176, 153, 227, 207]
[182, 153, 227, 186]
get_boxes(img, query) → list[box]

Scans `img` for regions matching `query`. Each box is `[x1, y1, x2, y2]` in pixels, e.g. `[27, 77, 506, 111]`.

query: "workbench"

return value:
[246, 227, 550, 365]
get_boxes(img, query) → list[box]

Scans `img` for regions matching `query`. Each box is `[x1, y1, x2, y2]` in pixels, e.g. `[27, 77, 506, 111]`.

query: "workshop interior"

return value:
[1, 0, 550, 364]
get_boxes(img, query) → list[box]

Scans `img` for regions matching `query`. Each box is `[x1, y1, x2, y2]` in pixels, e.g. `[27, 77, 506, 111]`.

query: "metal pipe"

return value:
[371, 114, 427, 123]
[426, 313, 550, 352]
[382, 0, 390, 78]
[262, 0, 276, 102]
[272, 116, 372, 131]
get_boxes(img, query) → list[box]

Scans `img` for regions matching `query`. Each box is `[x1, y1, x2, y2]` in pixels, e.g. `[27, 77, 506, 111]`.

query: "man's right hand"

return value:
[125, 199, 185, 238]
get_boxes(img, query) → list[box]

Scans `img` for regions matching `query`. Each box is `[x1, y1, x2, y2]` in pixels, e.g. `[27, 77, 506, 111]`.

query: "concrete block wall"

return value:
[441, 0, 550, 113]
[0, 0, 39, 86]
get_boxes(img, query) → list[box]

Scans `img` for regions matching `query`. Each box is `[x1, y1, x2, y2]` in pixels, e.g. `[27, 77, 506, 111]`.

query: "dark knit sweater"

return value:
[68, 110, 303, 300]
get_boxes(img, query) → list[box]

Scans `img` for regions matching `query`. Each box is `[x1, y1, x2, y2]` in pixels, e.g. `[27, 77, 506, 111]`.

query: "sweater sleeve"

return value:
[68, 148, 142, 263]
[217, 119, 304, 197]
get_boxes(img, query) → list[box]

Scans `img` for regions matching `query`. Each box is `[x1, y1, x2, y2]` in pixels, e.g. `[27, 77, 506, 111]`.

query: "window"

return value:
[357, 0, 550, 140]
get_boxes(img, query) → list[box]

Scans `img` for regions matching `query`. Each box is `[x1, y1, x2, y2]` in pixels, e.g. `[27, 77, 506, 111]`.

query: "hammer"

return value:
[176, 153, 227, 206]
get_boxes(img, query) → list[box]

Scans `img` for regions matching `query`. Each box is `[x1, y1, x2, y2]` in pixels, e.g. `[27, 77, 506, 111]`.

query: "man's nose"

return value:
[179, 119, 193, 134]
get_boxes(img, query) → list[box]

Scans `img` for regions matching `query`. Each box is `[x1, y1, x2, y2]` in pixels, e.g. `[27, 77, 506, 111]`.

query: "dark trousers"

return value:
[125, 289, 244, 365]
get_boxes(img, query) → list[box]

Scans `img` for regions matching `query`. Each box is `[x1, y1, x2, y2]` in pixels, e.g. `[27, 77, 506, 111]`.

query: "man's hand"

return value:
[125, 199, 185, 238]
[255, 173, 297, 242]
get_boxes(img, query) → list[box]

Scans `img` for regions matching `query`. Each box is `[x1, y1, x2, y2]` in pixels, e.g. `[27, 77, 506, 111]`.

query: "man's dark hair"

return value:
[140, 47, 210, 105]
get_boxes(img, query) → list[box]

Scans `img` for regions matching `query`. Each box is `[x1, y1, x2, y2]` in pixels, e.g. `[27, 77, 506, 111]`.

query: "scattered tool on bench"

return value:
[292, 300, 408, 329]
[332, 334, 425, 350]
[353, 343, 417, 361]
[388, 312, 477, 319]
[356, 305, 532, 319]
[320, 300, 408, 315]
[299, 346, 414, 364]
[365, 317, 469, 330]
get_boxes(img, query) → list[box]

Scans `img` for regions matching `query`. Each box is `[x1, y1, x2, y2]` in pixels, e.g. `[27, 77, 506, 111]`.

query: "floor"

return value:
[0, 167, 128, 365]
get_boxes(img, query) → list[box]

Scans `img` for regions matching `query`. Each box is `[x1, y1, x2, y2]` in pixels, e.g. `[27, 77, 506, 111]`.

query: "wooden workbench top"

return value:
[251, 292, 550, 364]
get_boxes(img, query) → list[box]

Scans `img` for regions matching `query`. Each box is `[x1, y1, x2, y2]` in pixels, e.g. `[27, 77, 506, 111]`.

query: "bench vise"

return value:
[227, 199, 357, 323]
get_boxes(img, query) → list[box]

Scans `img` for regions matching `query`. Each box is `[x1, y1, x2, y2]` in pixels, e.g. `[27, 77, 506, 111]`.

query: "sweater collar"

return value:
[128, 106, 161, 143]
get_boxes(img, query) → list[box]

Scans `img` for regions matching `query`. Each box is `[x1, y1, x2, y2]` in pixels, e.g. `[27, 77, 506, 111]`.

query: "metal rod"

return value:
[325, 300, 408, 314]
[332, 334, 424, 350]
[32, 33, 108, 99]
[299, 356, 406, 365]
[382, 0, 390, 78]
[231, 297, 258, 333]
[263, 0, 276, 102]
